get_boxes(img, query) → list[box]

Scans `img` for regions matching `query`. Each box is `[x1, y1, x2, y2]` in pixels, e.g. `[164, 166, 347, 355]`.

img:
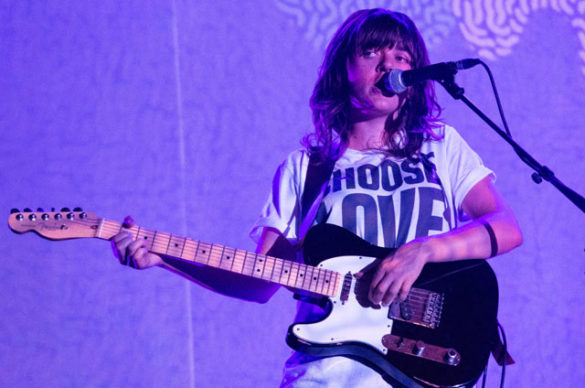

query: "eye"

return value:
[396, 55, 410, 63]
[395, 52, 412, 65]
[362, 49, 377, 58]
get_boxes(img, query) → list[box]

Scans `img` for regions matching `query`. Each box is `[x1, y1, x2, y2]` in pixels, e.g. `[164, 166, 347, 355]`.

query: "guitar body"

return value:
[287, 223, 499, 388]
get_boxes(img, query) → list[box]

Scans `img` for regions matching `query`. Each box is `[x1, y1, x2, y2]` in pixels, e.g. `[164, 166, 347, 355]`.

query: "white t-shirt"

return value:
[250, 125, 493, 387]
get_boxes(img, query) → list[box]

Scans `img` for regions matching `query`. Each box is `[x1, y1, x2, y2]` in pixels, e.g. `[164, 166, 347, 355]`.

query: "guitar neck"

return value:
[95, 219, 340, 298]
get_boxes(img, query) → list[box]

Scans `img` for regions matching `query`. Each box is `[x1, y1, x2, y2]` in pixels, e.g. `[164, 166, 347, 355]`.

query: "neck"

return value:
[347, 115, 387, 151]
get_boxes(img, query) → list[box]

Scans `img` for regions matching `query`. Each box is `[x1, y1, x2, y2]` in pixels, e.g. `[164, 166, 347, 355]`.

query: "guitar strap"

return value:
[492, 322, 515, 366]
[297, 151, 336, 249]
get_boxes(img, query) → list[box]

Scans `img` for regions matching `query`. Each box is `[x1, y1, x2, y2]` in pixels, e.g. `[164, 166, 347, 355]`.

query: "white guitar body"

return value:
[290, 256, 391, 355]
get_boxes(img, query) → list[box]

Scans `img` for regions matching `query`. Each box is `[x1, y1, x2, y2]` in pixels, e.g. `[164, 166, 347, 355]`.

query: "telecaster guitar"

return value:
[8, 208, 498, 388]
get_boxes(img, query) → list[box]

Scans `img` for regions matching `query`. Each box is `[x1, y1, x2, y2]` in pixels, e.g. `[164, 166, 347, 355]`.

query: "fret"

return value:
[231, 249, 247, 274]
[264, 257, 276, 282]
[331, 272, 340, 297]
[315, 268, 325, 294]
[272, 258, 284, 284]
[240, 251, 254, 277]
[281, 260, 293, 286]
[306, 266, 317, 292]
[195, 241, 213, 264]
[151, 230, 159, 252]
[182, 239, 199, 262]
[251, 254, 267, 278]
[151, 231, 169, 255]
[207, 245, 225, 268]
[321, 269, 332, 295]
[136, 228, 157, 250]
[298, 264, 309, 290]
[166, 235, 186, 258]
[219, 246, 237, 271]
[319, 269, 327, 295]
[318, 268, 331, 295]
[290, 262, 301, 288]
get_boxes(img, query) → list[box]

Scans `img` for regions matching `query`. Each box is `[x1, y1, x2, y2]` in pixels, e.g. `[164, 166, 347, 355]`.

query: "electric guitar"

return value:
[8, 208, 499, 388]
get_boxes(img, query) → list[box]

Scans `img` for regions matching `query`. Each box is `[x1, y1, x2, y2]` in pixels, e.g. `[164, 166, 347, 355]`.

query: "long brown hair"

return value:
[304, 9, 443, 160]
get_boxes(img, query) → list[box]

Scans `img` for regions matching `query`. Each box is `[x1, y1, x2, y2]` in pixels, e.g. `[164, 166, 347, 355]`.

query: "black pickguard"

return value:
[287, 223, 499, 388]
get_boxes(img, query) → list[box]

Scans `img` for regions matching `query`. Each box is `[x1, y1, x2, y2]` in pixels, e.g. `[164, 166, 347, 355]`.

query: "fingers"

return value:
[368, 259, 413, 306]
[111, 231, 134, 264]
[369, 272, 404, 306]
[110, 216, 163, 269]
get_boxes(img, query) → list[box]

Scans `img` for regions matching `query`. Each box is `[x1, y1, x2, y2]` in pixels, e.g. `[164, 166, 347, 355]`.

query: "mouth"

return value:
[373, 78, 396, 97]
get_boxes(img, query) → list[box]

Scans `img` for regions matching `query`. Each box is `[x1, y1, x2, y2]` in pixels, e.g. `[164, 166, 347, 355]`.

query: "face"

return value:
[346, 45, 412, 122]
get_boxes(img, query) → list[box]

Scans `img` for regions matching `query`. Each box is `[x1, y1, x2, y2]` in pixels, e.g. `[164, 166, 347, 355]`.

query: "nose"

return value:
[378, 60, 391, 73]
[377, 52, 395, 73]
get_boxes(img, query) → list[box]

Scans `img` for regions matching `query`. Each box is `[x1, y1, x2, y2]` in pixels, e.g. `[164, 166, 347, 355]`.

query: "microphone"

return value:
[376, 58, 481, 95]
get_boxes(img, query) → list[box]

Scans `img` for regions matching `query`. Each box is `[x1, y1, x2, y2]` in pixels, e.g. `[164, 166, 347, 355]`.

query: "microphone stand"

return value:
[438, 76, 585, 213]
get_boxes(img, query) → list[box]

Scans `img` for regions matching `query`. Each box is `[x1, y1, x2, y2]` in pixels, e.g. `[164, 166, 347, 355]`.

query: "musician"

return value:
[112, 8, 522, 387]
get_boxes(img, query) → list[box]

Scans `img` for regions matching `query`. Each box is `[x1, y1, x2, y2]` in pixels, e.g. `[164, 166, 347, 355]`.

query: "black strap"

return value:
[301, 152, 335, 222]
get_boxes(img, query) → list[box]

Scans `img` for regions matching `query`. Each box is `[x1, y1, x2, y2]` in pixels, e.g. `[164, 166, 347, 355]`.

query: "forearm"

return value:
[159, 256, 280, 303]
[425, 208, 523, 264]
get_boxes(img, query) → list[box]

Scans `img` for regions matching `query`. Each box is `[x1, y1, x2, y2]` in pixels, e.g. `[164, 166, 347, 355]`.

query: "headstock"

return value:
[8, 208, 100, 240]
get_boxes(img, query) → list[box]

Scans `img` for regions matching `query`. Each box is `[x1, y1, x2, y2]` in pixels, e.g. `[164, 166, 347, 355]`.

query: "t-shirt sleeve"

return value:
[444, 126, 495, 217]
[249, 150, 306, 245]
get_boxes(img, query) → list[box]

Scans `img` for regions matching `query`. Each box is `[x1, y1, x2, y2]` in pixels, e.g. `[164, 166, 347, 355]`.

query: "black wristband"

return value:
[483, 222, 498, 258]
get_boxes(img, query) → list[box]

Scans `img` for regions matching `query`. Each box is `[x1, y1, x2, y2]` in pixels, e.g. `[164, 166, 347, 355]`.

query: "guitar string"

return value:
[95, 219, 340, 295]
[98, 217, 437, 308]
[25, 215, 435, 322]
[52, 217, 435, 310]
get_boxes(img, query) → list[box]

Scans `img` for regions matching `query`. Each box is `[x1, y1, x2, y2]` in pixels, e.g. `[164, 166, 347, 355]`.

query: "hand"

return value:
[358, 238, 433, 306]
[110, 216, 162, 269]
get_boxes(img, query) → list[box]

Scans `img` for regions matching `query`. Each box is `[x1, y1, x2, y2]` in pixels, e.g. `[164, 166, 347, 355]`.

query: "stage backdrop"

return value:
[1, 1, 584, 387]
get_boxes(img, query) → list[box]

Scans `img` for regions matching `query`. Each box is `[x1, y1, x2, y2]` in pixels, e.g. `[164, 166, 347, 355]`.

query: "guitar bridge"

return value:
[388, 288, 444, 329]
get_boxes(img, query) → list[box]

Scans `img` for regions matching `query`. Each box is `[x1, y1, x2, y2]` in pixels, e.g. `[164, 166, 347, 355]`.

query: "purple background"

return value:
[2, 1, 584, 387]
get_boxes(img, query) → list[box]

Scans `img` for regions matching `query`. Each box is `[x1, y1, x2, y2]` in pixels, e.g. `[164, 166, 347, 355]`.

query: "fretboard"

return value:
[95, 219, 340, 297]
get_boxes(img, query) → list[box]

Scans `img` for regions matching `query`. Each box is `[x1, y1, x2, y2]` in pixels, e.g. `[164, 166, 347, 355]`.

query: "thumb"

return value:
[122, 215, 135, 229]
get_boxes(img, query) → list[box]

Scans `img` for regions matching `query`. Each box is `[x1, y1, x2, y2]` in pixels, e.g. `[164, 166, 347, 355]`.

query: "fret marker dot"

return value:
[143, 236, 148, 240]
[175, 243, 179, 247]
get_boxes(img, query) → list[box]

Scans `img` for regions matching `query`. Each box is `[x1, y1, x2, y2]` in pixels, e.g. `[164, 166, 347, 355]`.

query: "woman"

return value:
[113, 8, 522, 387]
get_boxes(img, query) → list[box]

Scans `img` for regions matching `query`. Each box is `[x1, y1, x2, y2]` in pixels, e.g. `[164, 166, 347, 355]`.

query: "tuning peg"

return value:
[61, 207, 70, 212]
[73, 207, 83, 212]
[10, 208, 20, 214]
[37, 208, 44, 212]
[23, 208, 32, 212]
[51, 208, 56, 211]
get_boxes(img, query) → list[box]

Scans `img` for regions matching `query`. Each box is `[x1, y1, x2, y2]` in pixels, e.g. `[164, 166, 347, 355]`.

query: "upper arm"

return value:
[461, 176, 509, 219]
[256, 227, 296, 261]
